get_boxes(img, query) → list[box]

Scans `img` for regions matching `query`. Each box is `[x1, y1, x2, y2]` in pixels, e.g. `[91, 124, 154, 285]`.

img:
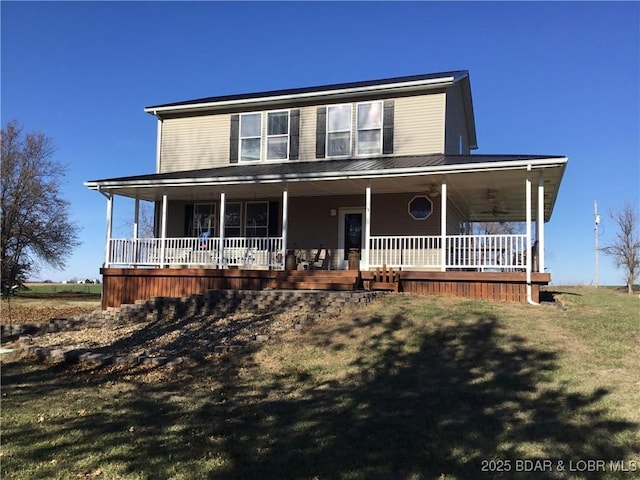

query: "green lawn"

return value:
[20, 282, 102, 295]
[1, 287, 638, 479]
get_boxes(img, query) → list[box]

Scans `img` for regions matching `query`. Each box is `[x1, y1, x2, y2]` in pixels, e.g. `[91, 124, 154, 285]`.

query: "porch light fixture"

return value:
[428, 184, 440, 197]
[409, 195, 433, 220]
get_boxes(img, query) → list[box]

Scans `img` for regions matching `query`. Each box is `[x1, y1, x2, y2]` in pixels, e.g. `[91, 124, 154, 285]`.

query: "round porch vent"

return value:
[408, 195, 433, 220]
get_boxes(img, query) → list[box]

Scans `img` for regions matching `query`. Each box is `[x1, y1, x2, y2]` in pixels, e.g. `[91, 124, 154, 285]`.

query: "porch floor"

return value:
[100, 267, 550, 309]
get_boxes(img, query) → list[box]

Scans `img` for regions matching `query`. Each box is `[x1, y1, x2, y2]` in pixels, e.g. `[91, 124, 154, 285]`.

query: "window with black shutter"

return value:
[316, 100, 394, 158]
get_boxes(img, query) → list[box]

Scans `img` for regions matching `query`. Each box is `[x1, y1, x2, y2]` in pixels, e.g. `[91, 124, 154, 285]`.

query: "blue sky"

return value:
[2, 1, 638, 285]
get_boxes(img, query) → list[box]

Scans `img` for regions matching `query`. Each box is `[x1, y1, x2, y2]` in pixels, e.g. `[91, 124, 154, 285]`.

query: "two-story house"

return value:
[86, 70, 567, 307]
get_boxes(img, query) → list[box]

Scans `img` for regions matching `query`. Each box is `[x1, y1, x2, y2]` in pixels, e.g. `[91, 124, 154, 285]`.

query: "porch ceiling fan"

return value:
[479, 189, 510, 216]
[480, 205, 511, 217]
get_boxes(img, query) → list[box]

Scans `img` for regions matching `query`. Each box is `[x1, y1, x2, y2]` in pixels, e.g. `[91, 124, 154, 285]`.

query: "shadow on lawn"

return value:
[1, 304, 636, 479]
[207, 313, 635, 479]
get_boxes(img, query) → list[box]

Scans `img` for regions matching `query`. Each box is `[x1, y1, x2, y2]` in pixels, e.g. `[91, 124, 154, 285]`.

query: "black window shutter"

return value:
[383, 100, 394, 154]
[316, 107, 326, 158]
[289, 109, 300, 160]
[184, 204, 194, 236]
[229, 114, 239, 163]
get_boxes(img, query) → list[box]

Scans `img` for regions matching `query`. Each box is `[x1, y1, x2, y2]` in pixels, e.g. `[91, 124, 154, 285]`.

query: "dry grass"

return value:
[1, 295, 100, 326]
[1, 287, 638, 479]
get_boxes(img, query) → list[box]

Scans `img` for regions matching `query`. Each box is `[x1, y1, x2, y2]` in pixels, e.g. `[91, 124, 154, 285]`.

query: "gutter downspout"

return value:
[525, 165, 538, 305]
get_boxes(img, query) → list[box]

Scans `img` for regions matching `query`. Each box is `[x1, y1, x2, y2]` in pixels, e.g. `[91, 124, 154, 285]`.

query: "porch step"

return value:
[268, 270, 360, 291]
[268, 281, 356, 291]
[279, 270, 359, 278]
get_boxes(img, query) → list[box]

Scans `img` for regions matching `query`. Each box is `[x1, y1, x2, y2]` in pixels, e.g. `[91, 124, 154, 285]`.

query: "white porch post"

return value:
[160, 194, 168, 267]
[133, 198, 140, 239]
[525, 167, 536, 304]
[440, 178, 447, 271]
[133, 198, 140, 266]
[364, 182, 371, 270]
[537, 172, 545, 273]
[282, 187, 288, 270]
[104, 193, 113, 267]
[218, 192, 226, 268]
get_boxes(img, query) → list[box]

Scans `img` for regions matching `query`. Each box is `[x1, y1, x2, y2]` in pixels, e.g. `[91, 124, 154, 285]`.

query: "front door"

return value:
[338, 208, 364, 269]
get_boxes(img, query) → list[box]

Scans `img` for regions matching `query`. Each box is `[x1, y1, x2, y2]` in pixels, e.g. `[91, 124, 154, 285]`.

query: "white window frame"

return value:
[408, 195, 433, 220]
[224, 202, 242, 237]
[239, 112, 263, 162]
[245, 201, 269, 237]
[356, 101, 383, 156]
[326, 104, 353, 158]
[266, 110, 290, 161]
[193, 203, 217, 237]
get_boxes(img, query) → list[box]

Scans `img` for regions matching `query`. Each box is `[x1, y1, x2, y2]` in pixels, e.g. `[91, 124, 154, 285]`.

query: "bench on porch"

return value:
[368, 264, 400, 292]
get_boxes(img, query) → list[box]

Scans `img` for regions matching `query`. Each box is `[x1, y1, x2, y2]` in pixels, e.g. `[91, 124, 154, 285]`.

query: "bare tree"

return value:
[472, 222, 524, 235]
[1, 120, 80, 292]
[601, 201, 640, 294]
[115, 200, 156, 238]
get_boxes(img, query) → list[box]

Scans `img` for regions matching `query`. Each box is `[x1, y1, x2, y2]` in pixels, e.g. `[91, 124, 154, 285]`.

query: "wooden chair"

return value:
[369, 264, 399, 292]
[301, 247, 327, 270]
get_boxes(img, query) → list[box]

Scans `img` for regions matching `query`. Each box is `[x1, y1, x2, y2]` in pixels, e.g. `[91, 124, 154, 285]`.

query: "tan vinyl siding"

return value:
[298, 106, 317, 160]
[394, 93, 446, 156]
[160, 115, 230, 173]
[158, 91, 449, 173]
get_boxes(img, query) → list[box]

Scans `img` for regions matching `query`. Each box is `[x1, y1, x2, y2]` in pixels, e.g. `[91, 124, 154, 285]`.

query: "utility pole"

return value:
[594, 200, 600, 288]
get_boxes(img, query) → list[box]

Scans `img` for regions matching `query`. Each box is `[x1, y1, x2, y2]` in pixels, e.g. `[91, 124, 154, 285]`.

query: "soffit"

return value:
[86, 155, 567, 222]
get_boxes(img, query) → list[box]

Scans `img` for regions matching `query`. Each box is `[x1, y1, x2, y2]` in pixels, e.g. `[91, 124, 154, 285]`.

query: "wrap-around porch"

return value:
[88, 155, 567, 307]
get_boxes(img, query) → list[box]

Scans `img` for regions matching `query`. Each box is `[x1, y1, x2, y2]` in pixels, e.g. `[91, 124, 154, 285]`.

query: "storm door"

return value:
[338, 208, 364, 269]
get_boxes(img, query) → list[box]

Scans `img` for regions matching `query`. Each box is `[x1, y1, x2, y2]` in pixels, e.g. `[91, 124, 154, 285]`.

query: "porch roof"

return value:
[85, 154, 567, 222]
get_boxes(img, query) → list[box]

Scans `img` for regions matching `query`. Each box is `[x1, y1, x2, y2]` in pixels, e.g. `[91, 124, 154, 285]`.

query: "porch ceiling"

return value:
[85, 154, 567, 222]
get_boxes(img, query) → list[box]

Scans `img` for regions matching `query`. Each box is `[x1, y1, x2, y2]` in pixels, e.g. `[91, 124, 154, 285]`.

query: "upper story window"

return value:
[240, 113, 262, 162]
[231, 110, 299, 163]
[357, 101, 383, 155]
[267, 111, 289, 160]
[317, 100, 394, 159]
[327, 104, 352, 157]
